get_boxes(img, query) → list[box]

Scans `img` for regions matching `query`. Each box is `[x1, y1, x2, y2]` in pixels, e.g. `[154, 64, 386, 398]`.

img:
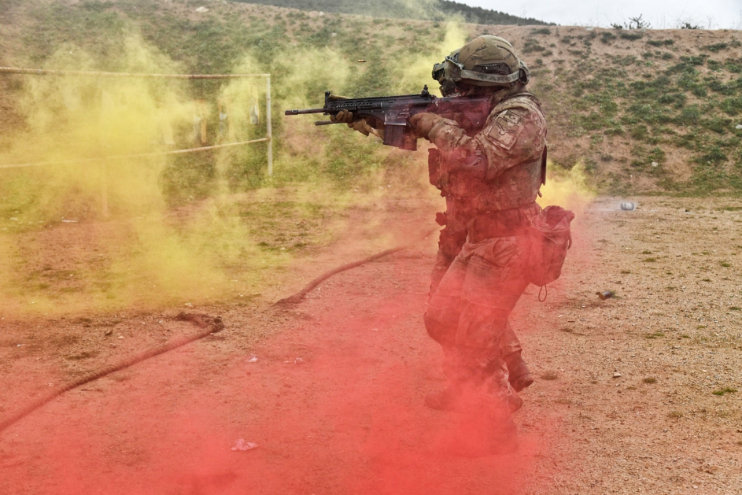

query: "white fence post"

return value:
[266, 74, 273, 176]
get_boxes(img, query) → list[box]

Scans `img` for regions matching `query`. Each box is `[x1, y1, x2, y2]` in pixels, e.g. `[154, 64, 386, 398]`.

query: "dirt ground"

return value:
[1, 195, 741, 494]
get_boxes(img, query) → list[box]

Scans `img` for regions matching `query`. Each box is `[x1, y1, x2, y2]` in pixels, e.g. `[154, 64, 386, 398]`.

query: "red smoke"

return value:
[0, 252, 565, 495]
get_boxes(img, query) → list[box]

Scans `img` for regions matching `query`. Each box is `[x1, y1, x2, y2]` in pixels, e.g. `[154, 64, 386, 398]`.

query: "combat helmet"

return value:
[432, 35, 530, 96]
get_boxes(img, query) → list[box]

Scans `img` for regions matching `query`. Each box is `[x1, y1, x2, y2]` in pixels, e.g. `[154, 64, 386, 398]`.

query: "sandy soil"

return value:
[0, 195, 741, 494]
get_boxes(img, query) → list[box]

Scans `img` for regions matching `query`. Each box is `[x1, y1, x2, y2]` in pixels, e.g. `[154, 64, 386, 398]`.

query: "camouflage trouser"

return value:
[425, 235, 531, 412]
[430, 230, 523, 357]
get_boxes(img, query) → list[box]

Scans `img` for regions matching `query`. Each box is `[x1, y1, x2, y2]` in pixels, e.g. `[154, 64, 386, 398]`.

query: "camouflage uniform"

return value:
[423, 91, 547, 412]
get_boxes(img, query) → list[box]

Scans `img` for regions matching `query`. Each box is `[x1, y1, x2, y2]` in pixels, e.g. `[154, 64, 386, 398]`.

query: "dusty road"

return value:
[0, 196, 741, 494]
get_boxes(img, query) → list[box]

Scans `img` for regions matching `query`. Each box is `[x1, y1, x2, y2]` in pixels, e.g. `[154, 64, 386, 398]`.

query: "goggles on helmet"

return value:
[432, 56, 466, 96]
[432, 55, 525, 96]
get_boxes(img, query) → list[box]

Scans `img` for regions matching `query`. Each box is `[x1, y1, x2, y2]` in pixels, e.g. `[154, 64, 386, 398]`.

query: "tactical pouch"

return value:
[428, 148, 441, 187]
[438, 225, 467, 259]
[526, 206, 575, 286]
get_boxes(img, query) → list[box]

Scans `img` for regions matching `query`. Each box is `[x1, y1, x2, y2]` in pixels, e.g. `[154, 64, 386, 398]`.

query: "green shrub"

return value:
[720, 97, 742, 116]
[702, 117, 732, 134]
[523, 38, 546, 53]
[712, 387, 737, 396]
[682, 55, 707, 66]
[704, 43, 729, 53]
[708, 79, 737, 95]
[693, 85, 708, 97]
[677, 106, 701, 125]
[697, 147, 728, 165]
[620, 32, 643, 41]
[630, 125, 649, 140]
[648, 146, 666, 163]
[648, 39, 674, 47]
[658, 92, 686, 108]
[600, 32, 616, 44]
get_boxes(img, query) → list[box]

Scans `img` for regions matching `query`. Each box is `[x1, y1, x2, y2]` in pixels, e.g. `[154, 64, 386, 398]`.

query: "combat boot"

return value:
[504, 350, 534, 392]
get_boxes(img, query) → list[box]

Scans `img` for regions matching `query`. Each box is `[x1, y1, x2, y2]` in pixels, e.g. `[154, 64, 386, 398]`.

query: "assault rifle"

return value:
[285, 85, 491, 151]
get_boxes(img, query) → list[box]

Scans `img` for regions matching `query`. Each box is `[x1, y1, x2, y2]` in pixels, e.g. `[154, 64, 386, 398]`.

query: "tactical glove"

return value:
[328, 96, 383, 138]
[409, 112, 444, 139]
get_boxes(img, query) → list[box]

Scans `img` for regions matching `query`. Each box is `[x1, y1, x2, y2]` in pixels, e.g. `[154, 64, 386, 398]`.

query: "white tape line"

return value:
[0, 138, 270, 170]
[0, 67, 269, 79]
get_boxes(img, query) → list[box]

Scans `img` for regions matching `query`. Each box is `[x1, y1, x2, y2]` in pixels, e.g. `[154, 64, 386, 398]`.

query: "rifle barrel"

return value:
[285, 108, 326, 115]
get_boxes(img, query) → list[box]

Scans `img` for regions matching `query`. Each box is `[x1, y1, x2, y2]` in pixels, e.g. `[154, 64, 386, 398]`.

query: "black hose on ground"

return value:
[274, 229, 437, 306]
[274, 247, 407, 305]
[0, 313, 223, 435]
[0, 230, 436, 433]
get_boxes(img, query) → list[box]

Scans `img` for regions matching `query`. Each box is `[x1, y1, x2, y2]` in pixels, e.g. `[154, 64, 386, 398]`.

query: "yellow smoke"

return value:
[537, 160, 595, 215]
[0, 36, 289, 316]
[395, 22, 468, 96]
[0, 32, 408, 317]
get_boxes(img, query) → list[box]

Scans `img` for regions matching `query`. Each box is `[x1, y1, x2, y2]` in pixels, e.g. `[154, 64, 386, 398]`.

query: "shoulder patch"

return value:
[488, 110, 524, 150]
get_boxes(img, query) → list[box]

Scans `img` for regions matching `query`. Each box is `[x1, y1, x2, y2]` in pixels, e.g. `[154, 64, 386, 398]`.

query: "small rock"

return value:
[294, 357, 303, 364]
[195, 6, 209, 13]
[247, 354, 258, 363]
[613, 372, 622, 378]
[104, 330, 113, 337]
[736, 124, 742, 130]
[231, 439, 258, 452]
[651, 161, 658, 167]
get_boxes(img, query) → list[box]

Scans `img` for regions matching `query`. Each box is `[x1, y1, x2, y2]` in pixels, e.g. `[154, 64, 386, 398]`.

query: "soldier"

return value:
[334, 35, 548, 454]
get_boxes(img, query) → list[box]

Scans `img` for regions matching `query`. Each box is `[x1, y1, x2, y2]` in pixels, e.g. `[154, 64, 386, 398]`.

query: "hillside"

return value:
[232, 0, 550, 26]
[0, 0, 741, 198]
[491, 26, 742, 194]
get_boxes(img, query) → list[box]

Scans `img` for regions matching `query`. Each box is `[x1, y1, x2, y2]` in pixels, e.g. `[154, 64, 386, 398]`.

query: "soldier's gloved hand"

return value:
[331, 109, 354, 124]
[330, 109, 382, 138]
[409, 112, 444, 139]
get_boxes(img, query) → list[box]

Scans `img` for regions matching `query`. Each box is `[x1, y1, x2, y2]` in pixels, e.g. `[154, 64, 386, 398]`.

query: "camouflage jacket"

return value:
[428, 92, 547, 212]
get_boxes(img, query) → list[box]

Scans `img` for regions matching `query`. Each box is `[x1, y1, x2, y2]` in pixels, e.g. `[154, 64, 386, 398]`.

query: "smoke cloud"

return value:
[537, 160, 595, 216]
[0, 34, 361, 316]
